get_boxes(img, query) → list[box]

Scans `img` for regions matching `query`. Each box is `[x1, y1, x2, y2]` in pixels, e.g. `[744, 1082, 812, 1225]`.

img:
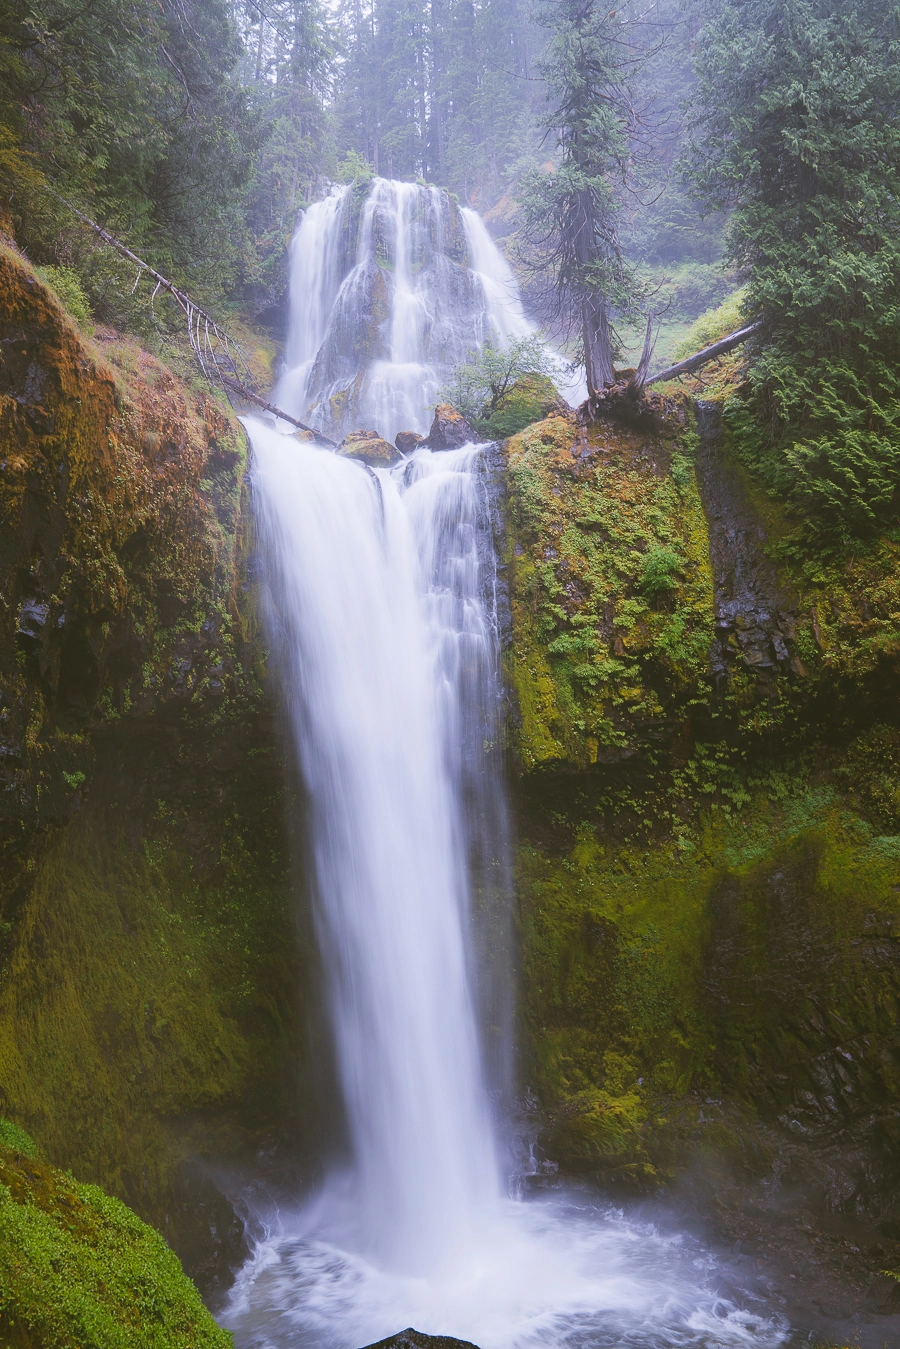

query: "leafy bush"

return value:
[36, 266, 92, 329]
[440, 334, 563, 434]
[640, 546, 683, 600]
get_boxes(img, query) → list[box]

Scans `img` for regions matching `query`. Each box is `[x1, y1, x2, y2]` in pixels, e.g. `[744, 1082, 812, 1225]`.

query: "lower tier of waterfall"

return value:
[227, 417, 790, 1349]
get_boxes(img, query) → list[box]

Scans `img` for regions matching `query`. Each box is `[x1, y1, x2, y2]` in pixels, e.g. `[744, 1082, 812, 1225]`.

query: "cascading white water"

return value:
[274, 175, 575, 443]
[225, 178, 789, 1349]
[248, 428, 503, 1273]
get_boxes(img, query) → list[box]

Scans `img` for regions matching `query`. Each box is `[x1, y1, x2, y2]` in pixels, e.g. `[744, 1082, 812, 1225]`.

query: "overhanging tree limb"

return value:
[646, 321, 760, 386]
[61, 201, 337, 447]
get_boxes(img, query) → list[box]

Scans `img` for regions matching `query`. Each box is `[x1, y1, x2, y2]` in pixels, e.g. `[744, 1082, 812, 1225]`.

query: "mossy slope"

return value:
[521, 790, 900, 1202]
[0, 1125, 232, 1348]
[504, 401, 900, 1239]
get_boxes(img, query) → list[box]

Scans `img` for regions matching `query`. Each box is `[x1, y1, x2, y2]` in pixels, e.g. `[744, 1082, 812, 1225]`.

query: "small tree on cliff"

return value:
[518, 0, 644, 394]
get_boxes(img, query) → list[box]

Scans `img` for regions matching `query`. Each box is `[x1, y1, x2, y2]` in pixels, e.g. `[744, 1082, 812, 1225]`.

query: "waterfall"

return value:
[226, 180, 788, 1349]
[249, 428, 505, 1273]
[275, 176, 550, 444]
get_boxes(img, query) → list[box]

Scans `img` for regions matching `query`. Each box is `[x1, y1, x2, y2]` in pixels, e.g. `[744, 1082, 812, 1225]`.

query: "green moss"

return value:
[520, 775, 900, 1184]
[672, 287, 749, 361]
[0, 794, 297, 1235]
[0, 1138, 232, 1347]
[503, 408, 713, 769]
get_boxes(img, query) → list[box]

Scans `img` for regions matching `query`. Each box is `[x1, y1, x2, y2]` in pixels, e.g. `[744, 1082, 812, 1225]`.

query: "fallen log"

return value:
[646, 321, 761, 386]
[59, 199, 337, 447]
[220, 379, 337, 446]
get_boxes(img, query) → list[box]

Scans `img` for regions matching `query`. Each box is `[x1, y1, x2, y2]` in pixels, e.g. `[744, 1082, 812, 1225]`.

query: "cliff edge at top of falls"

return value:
[0, 239, 306, 1296]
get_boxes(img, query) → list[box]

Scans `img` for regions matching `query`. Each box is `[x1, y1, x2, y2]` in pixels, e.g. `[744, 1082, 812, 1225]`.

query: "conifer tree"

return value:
[685, 0, 900, 540]
[518, 0, 642, 393]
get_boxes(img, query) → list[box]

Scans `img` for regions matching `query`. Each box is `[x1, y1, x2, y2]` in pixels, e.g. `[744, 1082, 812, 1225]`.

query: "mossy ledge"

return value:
[0, 1122, 232, 1347]
[0, 240, 309, 1292]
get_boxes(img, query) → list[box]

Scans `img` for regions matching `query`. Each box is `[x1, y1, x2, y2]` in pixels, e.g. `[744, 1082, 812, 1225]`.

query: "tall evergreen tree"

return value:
[1, 0, 262, 299]
[684, 0, 900, 541]
[518, 0, 642, 393]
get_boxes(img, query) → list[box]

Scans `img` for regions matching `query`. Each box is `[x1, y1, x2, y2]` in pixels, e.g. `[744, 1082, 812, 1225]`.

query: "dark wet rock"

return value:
[695, 400, 799, 688]
[422, 403, 476, 450]
[361, 1330, 481, 1349]
[16, 599, 49, 644]
[395, 430, 424, 454]
[338, 429, 401, 466]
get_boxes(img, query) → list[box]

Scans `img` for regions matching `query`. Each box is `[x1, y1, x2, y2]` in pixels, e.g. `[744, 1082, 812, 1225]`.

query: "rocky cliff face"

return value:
[0, 241, 308, 1293]
[502, 397, 900, 1321]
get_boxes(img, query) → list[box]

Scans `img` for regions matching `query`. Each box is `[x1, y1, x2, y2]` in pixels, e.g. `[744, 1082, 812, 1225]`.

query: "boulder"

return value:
[422, 403, 476, 450]
[361, 1331, 480, 1349]
[395, 430, 424, 454]
[338, 429, 401, 467]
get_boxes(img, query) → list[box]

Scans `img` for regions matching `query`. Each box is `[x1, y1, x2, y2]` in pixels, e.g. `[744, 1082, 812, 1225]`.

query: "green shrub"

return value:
[36, 265, 92, 329]
[640, 545, 683, 599]
[0, 1119, 38, 1159]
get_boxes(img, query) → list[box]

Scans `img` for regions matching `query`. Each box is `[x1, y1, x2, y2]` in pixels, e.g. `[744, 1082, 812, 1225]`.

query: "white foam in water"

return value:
[228, 180, 789, 1349]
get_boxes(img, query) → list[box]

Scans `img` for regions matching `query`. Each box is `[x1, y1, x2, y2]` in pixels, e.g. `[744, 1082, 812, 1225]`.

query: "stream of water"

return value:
[227, 179, 789, 1349]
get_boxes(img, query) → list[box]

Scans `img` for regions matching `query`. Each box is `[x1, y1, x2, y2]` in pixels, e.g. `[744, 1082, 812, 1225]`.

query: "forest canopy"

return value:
[1, 0, 898, 543]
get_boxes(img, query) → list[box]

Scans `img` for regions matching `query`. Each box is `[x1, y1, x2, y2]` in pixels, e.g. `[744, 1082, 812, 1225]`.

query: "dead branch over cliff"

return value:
[645, 321, 761, 387]
[61, 202, 337, 447]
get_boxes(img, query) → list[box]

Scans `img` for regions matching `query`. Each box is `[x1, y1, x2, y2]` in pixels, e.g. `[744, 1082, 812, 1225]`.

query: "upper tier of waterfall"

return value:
[274, 177, 539, 445]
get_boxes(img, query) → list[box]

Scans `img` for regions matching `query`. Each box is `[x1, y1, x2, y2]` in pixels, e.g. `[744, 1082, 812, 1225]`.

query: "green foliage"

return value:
[0, 1120, 38, 1158]
[684, 0, 900, 543]
[439, 334, 561, 431]
[2, 0, 264, 311]
[35, 266, 92, 328]
[334, 149, 374, 183]
[639, 545, 682, 600]
[672, 287, 748, 362]
[835, 725, 900, 834]
[0, 1141, 232, 1347]
[518, 0, 645, 388]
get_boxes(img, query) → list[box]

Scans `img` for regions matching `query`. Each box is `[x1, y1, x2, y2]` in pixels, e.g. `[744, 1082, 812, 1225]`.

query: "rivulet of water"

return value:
[227, 180, 789, 1349]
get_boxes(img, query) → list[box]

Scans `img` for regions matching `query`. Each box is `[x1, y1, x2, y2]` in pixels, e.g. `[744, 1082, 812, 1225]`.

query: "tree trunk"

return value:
[583, 291, 615, 393]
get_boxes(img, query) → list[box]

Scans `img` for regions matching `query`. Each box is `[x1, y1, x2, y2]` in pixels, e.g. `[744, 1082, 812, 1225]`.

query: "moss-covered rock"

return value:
[338, 428, 400, 466]
[505, 395, 900, 1257]
[502, 404, 713, 770]
[0, 239, 305, 1291]
[0, 1123, 232, 1348]
[519, 776, 900, 1220]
